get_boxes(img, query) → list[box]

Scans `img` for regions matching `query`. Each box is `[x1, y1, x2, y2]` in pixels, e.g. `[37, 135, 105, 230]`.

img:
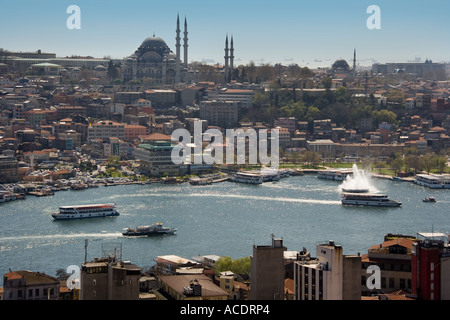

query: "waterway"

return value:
[1, 173, 449, 284]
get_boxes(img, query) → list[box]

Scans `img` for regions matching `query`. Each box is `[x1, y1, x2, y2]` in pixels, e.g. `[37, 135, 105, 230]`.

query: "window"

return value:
[35, 289, 40, 297]
[389, 278, 395, 288]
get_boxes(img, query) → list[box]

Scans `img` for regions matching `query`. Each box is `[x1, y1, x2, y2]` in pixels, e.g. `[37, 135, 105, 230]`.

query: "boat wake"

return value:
[0, 232, 122, 242]
[187, 193, 341, 205]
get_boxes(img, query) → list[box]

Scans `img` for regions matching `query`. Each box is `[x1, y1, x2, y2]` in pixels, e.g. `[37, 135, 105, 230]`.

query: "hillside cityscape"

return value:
[1, 12, 450, 305]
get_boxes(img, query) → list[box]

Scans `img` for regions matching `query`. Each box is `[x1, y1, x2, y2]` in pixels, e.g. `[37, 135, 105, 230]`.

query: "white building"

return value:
[293, 241, 361, 300]
[87, 120, 125, 142]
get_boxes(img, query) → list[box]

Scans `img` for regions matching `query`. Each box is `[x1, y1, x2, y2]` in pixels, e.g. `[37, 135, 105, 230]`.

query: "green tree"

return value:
[214, 256, 251, 276]
[302, 150, 321, 167]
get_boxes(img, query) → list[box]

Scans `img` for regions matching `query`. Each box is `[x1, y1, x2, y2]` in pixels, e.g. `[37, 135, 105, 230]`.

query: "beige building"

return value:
[87, 120, 125, 142]
[80, 257, 141, 300]
[250, 237, 286, 300]
[199, 100, 239, 129]
[293, 241, 361, 300]
[361, 234, 418, 296]
[156, 274, 229, 300]
[3, 270, 60, 300]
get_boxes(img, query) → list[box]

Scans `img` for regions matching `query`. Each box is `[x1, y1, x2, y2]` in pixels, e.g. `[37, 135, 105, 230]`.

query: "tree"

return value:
[321, 77, 332, 89]
[421, 153, 434, 174]
[432, 155, 447, 173]
[390, 157, 404, 175]
[214, 256, 251, 276]
[302, 150, 321, 167]
[404, 154, 422, 174]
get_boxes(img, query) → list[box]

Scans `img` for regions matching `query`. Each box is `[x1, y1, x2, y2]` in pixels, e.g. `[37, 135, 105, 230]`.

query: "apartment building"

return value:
[87, 120, 125, 142]
[3, 270, 60, 300]
[361, 234, 418, 296]
[293, 241, 361, 300]
[250, 237, 286, 300]
[412, 232, 450, 300]
[80, 257, 141, 300]
[199, 100, 239, 129]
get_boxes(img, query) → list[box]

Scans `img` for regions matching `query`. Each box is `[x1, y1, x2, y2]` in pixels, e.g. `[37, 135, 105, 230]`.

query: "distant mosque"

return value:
[331, 49, 357, 79]
[121, 14, 197, 85]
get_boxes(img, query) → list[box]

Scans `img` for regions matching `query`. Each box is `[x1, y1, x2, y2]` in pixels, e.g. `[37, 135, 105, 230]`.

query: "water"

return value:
[1, 173, 449, 285]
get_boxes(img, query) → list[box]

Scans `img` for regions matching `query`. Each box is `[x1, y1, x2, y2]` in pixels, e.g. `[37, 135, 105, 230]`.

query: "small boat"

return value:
[423, 196, 436, 203]
[391, 176, 403, 182]
[122, 223, 177, 237]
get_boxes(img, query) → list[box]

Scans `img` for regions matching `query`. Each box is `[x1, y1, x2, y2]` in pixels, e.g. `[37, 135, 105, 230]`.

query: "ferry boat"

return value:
[260, 169, 280, 182]
[51, 203, 119, 220]
[318, 169, 354, 181]
[122, 223, 177, 237]
[341, 193, 402, 207]
[414, 174, 450, 189]
[189, 177, 212, 186]
[229, 172, 263, 184]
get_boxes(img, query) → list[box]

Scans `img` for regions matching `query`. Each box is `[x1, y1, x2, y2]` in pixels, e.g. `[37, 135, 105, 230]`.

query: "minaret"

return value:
[224, 35, 229, 83]
[183, 16, 188, 68]
[230, 35, 234, 81]
[175, 14, 181, 83]
[353, 48, 356, 79]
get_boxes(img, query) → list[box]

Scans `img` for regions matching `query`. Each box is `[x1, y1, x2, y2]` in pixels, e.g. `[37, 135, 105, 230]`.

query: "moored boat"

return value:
[318, 169, 354, 181]
[341, 193, 402, 207]
[189, 177, 212, 186]
[52, 203, 119, 220]
[229, 172, 263, 184]
[122, 222, 177, 236]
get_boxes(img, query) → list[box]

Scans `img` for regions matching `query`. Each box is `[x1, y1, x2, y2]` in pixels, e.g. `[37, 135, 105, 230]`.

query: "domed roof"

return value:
[137, 36, 170, 56]
[94, 65, 107, 71]
[332, 59, 349, 71]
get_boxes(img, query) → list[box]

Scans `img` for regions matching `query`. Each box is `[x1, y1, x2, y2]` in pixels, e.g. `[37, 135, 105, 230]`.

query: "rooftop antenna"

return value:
[84, 239, 88, 263]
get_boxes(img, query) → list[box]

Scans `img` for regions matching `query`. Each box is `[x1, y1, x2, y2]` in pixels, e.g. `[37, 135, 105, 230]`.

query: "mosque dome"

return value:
[137, 36, 170, 56]
[332, 59, 350, 71]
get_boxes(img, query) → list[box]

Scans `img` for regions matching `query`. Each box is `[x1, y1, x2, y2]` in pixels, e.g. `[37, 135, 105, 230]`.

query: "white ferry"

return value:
[414, 174, 450, 189]
[52, 203, 119, 220]
[341, 193, 402, 207]
[229, 172, 263, 184]
[260, 169, 280, 182]
[318, 169, 354, 181]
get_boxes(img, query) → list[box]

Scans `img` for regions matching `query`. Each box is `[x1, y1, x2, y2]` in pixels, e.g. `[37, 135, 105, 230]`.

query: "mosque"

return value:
[121, 15, 198, 86]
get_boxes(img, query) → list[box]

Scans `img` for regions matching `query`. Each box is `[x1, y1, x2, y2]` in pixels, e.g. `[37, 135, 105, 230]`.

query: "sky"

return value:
[1, 0, 449, 68]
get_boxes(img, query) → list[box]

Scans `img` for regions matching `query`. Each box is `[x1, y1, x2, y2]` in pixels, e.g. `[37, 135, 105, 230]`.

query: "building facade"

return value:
[3, 270, 60, 300]
[411, 232, 450, 300]
[87, 120, 125, 142]
[250, 237, 286, 300]
[293, 241, 361, 300]
[80, 257, 141, 300]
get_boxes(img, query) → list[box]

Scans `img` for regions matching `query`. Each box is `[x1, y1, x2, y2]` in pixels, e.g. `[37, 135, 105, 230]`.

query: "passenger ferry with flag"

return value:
[341, 193, 402, 207]
[51, 203, 119, 220]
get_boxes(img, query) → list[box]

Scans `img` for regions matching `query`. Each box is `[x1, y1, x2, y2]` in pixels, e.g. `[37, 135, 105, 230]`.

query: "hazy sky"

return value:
[1, 0, 449, 67]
